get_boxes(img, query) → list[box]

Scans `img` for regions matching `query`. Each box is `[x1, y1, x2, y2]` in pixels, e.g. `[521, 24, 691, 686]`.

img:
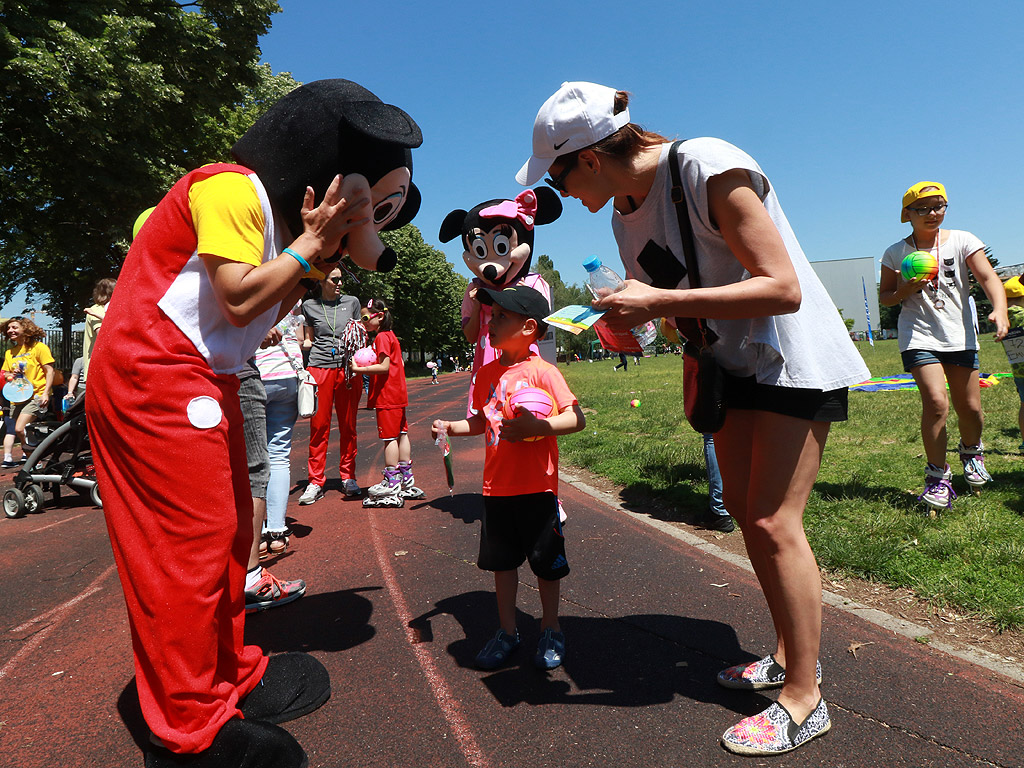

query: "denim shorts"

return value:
[901, 348, 979, 372]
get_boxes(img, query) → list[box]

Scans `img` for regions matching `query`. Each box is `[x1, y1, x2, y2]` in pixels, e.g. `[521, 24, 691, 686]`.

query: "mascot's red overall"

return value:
[86, 79, 421, 768]
[439, 187, 561, 415]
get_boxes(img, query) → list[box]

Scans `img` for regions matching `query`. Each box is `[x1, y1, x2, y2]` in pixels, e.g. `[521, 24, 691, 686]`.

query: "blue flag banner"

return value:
[862, 277, 875, 347]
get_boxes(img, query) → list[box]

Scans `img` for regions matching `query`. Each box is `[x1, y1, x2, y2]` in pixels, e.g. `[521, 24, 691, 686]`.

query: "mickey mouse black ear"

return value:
[382, 183, 421, 231]
[342, 102, 423, 148]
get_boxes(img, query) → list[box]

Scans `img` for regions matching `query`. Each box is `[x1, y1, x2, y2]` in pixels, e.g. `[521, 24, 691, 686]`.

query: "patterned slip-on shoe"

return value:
[717, 655, 822, 690]
[721, 698, 831, 755]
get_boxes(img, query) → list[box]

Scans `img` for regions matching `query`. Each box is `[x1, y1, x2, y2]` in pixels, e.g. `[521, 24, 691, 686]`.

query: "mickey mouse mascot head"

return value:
[440, 187, 561, 413]
[87, 80, 421, 768]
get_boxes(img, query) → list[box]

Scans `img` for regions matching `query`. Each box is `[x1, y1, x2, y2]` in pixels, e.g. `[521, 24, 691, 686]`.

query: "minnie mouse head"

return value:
[439, 187, 561, 288]
[231, 79, 422, 272]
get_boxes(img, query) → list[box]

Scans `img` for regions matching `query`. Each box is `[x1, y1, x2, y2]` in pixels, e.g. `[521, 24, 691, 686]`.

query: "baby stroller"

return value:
[2, 392, 101, 518]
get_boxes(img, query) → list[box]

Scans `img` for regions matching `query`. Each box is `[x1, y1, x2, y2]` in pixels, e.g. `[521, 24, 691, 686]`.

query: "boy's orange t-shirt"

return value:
[471, 353, 578, 497]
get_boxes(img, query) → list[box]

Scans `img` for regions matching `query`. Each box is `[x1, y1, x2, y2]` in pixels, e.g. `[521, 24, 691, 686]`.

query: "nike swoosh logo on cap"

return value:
[553, 139, 569, 150]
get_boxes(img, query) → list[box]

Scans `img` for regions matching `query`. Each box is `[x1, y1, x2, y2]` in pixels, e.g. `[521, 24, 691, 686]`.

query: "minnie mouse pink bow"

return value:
[479, 190, 537, 230]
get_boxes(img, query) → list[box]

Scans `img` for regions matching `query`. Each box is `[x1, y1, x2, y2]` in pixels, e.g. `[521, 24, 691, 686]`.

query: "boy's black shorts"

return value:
[478, 492, 569, 581]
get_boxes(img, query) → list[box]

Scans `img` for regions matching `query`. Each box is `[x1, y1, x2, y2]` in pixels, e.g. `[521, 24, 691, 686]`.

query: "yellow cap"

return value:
[1004, 275, 1024, 299]
[901, 181, 947, 223]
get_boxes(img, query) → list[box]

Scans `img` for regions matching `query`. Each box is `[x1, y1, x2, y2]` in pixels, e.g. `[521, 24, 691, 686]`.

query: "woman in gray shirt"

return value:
[298, 267, 363, 504]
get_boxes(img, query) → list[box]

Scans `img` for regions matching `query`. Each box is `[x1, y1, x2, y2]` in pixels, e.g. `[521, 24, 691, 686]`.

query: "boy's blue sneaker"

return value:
[534, 628, 566, 670]
[474, 629, 520, 670]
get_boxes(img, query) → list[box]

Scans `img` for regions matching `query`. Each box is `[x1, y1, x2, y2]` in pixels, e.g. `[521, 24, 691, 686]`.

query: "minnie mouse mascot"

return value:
[440, 187, 561, 414]
[87, 80, 421, 768]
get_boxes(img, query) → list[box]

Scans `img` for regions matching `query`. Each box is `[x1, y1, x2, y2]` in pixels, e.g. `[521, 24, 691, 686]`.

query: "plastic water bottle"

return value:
[582, 256, 658, 347]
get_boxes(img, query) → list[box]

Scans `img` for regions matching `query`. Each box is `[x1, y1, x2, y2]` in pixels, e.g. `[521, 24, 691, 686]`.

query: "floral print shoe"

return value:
[721, 698, 831, 755]
[717, 654, 822, 690]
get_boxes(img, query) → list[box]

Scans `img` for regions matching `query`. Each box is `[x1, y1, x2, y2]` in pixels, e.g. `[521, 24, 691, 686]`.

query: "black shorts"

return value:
[478, 492, 569, 581]
[723, 371, 849, 422]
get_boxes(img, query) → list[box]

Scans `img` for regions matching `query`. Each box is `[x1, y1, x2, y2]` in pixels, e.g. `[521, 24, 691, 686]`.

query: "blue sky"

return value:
[255, 1, 1024, 290]
[9, 2, 1022, 322]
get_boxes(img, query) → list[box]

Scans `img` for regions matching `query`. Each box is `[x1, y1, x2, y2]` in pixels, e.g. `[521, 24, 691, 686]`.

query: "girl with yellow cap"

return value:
[879, 181, 1008, 512]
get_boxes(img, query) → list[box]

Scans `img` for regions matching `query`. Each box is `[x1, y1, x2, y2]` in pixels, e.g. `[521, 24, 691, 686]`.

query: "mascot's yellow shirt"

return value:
[189, 172, 266, 268]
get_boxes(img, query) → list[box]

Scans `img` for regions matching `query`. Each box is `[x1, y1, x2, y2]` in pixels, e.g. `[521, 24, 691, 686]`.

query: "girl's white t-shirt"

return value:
[611, 138, 869, 391]
[880, 230, 985, 353]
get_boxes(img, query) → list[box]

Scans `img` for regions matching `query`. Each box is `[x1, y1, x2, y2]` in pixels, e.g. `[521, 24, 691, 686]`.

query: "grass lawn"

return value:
[557, 339, 1024, 633]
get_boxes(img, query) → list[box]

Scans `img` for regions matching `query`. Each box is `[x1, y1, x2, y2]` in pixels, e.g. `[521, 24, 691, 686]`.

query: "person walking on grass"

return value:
[518, 81, 868, 755]
[879, 181, 1008, 512]
[998, 275, 1024, 450]
[431, 285, 585, 671]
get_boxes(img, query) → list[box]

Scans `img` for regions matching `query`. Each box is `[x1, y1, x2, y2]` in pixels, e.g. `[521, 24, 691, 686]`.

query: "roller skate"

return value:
[362, 467, 404, 508]
[918, 463, 956, 517]
[958, 441, 992, 496]
[398, 461, 425, 500]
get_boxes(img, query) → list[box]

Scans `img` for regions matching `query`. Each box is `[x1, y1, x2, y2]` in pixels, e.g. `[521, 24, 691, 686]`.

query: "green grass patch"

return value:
[558, 341, 1024, 633]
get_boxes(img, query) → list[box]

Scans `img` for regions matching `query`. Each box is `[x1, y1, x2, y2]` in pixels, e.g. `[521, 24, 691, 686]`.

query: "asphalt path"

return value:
[1, 370, 1021, 768]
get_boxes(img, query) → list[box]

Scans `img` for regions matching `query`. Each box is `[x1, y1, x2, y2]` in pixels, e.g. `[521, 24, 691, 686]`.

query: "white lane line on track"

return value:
[29, 513, 86, 533]
[1, 564, 117, 682]
[368, 513, 492, 768]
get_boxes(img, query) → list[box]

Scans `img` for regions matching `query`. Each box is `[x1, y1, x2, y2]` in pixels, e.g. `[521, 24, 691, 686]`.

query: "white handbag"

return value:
[280, 337, 317, 419]
[295, 369, 318, 419]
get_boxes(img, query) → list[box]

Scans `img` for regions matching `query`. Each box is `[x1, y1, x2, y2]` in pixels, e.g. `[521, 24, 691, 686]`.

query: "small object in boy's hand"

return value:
[502, 387, 555, 443]
[435, 428, 455, 492]
[353, 347, 377, 367]
[630, 398, 641, 408]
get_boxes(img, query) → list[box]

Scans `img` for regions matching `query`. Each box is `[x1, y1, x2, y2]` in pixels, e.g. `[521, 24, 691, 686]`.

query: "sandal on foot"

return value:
[721, 698, 831, 755]
[262, 529, 290, 558]
[717, 654, 822, 690]
[474, 629, 519, 670]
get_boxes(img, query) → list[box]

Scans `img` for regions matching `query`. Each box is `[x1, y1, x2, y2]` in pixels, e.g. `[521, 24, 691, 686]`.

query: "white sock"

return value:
[245, 565, 263, 591]
[3, 454, 11, 463]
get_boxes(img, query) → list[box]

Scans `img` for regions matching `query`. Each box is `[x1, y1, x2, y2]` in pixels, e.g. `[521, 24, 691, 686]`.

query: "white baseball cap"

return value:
[516, 81, 631, 186]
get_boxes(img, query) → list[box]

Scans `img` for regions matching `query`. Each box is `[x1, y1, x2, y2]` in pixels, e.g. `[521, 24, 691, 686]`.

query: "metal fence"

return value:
[41, 329, 84, 372]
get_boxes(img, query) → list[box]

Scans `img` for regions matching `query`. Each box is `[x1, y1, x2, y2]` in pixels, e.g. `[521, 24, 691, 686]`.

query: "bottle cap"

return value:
[582, 255, 602, 272]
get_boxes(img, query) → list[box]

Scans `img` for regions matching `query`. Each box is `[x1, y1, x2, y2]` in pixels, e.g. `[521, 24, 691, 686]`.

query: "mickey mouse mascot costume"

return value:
[87, 80, 421, 768]
[440, 187, 561, 415]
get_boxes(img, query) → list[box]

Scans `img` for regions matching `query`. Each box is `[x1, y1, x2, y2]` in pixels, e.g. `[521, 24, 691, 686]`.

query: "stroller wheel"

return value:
[23, 484, 45, 514]
[4, 488, 26, 519]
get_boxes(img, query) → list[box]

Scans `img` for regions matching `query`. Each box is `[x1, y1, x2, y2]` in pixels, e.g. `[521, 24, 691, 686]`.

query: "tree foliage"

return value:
[0, 0, 280, 362]
[533, 254, 596, 360]
[334, 227, 469, 366]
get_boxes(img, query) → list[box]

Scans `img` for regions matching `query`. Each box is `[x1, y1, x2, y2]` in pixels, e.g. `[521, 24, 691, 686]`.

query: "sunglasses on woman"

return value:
[327, 276, 343, 285]
[544, 156, 577, 194]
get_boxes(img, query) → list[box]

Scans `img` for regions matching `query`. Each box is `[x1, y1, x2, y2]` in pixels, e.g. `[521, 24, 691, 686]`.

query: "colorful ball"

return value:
[503, 386, 555, 441]
[901, 250, 939, 281]
[630, 399, 641, 408]
[353, 347, 377, 366]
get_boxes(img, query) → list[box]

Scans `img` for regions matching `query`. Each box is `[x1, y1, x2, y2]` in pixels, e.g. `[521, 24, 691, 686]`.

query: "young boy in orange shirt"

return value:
[432, 285, 585, 670]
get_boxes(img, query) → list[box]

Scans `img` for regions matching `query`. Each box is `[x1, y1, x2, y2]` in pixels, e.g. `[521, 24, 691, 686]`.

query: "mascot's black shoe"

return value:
[240, 652, 331, 725]
[145, 719, 307, 768]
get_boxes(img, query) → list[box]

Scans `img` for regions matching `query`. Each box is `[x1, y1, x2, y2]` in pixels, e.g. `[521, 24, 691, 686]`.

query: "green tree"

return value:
[533, 254, 595, 360]
[335, 227, 468, 366]
[0, 0, 280, 365]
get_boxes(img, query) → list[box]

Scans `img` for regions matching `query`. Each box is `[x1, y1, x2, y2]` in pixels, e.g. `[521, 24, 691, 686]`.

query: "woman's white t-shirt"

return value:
[611, 138, 869, 391]
[880, 230, 985, 353]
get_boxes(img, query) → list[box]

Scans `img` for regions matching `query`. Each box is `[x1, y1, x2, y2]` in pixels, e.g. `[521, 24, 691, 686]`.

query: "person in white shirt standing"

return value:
[879, 181, 1007, 511]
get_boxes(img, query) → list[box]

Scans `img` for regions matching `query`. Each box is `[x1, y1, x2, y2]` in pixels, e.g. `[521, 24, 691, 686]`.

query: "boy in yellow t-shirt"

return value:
[1000, 276, 1024, 449]
[432, 285, 585, 671]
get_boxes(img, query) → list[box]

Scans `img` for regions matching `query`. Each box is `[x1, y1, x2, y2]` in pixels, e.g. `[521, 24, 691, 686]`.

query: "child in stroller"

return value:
[3, 391, 100, 518]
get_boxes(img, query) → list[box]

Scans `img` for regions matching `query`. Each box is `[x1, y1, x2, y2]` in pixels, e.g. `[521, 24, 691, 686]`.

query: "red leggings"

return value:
[306, 366, 362, 485]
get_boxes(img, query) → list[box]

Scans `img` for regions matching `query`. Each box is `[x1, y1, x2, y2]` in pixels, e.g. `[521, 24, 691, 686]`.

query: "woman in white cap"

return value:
[518, 82, 869, 755]
[879, 182, 1007, 512]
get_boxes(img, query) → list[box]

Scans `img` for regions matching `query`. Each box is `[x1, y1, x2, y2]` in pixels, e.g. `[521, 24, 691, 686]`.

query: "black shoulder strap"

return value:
[668, 141, 716, 346]
[668, 140, 700, 290]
